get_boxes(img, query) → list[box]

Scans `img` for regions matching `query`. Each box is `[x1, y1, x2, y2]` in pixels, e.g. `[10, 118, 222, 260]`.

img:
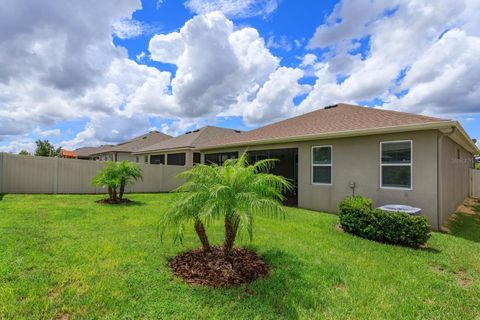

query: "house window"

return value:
[193, 152, 201, 165]
[144, 155, 148, 164]
[135, 156, 139, 163]
[312, 146, 332, 185]
[380, 140, 412, 189]
[205, 152, 238, 165]
[150, 154, 165, 165]
[167, 153, 186, 166]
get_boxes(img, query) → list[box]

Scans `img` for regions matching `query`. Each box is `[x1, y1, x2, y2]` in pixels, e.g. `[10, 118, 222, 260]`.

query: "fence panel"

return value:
[471, 169, 480, 199]
[0, 153, 188, 194]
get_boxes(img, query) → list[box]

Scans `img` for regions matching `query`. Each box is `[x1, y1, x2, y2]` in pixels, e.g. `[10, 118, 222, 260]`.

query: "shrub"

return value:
[339, 196, 431, 247]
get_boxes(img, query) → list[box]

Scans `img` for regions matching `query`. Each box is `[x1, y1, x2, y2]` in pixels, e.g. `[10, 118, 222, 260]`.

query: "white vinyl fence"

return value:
[471, 168, 480, 199]
[0, 152, 188, 194]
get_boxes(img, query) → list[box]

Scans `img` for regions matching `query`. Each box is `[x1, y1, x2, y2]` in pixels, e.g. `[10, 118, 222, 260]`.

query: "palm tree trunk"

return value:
[119, 183, 125, 200]
[112, 188, 117, 201]
[223, 215, 239, 255]
[194, 219, 210, 251]
[108, 187, 113, 201]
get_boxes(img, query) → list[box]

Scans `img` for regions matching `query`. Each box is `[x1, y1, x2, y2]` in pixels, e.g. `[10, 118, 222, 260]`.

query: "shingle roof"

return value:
[74, 145, 114, 157]
[107, 131, 172, 153]
[135, 126, 243, 153]
[201, 103, 448, 148]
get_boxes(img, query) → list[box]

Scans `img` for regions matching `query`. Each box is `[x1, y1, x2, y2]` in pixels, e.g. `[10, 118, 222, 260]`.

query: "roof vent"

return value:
[324, 104, 338, 109]
[193, 129, 200, 133]
[185, 131, 192, 134]
[142, 137, 147, 139]
[234, 130, 241, 133]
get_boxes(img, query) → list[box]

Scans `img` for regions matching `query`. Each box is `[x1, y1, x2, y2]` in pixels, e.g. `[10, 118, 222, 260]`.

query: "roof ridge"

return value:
[339, 103, 448, 121]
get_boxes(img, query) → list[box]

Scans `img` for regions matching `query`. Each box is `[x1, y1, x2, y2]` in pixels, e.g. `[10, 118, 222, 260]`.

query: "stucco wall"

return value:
[296, 130, 439, 228]
[438, 136, 473, 226]
[202, 131, 441, 228]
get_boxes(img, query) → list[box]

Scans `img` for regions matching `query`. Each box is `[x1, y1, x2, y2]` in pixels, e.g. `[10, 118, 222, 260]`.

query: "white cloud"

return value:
[184, 0, 278, 18]
[0, 138, 36, 154]
[36, 128, 61, 137]
[241, 67, 311, 124]
[149, 32, 185, 64]
[266, 35, 292, 51]
[301, 0, 480, 117]
[146, 12, 281, 120]
[112, 18, 145, 39]
[300, 53, 317, 67]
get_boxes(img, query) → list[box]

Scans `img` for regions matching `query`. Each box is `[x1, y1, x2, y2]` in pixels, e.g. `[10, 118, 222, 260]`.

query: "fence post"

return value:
[53, 157, 59, 194]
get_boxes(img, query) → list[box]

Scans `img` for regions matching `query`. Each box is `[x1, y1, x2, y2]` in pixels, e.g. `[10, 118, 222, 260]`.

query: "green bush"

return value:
[339, 196, 431, 247]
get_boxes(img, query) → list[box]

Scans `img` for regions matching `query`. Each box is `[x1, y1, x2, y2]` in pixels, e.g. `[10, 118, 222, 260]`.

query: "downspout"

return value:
[437, 127, 456, 231]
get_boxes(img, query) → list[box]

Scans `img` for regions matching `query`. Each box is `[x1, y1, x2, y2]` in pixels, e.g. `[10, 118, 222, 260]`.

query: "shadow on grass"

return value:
[448, 212, 480, 243]
[95, 199, 146, 206]
[190, 248, 317, 319]
[0, 194, 4, 201]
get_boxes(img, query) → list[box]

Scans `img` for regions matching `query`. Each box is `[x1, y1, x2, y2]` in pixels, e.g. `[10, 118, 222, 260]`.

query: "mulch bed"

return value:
[95, 198, 133, 205]
[169, 246, 269, 287]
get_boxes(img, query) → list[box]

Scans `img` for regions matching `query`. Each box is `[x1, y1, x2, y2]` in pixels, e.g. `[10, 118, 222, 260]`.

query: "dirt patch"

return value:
[56, 313, 70, 320]
[457, 268, 473, 289]
[168, 246, 268, 287]
[95, 198, 133, 205]
[455, 198, 479, 216]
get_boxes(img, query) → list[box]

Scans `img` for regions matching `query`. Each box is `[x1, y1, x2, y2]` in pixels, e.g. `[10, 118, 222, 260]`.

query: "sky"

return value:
[0, 0, 479, 153]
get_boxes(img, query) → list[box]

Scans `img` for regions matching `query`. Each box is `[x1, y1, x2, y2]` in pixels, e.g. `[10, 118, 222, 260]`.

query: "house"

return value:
[134, 126, 243, 166]
[73, 145, 114, 160]
[191, 103, 478, 230]
[60, 149, 78, 159]
[88, 131, 172, 162]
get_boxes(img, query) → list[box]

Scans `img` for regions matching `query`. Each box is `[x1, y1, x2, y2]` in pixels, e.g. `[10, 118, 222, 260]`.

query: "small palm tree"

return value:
[117, 161, 143, 200]
[162, 152, 292, 254]
[92, 161, 143, 202]
[92, 161, 121, 201]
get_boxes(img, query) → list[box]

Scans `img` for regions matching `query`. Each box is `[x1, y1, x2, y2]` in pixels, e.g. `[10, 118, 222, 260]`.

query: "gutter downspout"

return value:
[437, 127, 456, 231]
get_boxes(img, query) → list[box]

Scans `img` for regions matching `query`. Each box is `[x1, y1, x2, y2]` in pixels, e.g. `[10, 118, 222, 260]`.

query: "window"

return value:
[144, 155, 148, 164]
[312, 146, 332, 185]
[150, 154, 165, 165]
[193, 152, 201, 165]
[204, 152, 238, 165]
[135, 156, 139, 163]
[380, 140, 412, 189]
[167, 153, 186, 166]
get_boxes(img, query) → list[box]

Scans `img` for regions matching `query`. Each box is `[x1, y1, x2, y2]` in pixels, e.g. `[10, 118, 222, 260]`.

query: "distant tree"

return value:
[34, 140, 61, 157]
[18, 150, 31, 156]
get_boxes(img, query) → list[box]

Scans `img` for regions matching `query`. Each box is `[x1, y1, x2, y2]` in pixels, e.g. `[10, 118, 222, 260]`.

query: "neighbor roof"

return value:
[200, 103, 451, 148]
[134, 126, 242, 154]
[89, 131, 172, 155]
[74, 145, 113, 157]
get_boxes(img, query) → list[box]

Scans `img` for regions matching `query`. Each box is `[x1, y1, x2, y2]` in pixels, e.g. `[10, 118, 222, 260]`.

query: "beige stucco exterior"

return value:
[201, 129, 475, 230]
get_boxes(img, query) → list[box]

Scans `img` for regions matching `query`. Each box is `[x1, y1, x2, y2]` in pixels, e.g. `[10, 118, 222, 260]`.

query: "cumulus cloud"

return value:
[300, 0, 480, 117]
[112, 18, 145, 39]
[147, 12, 281, 119]
[184, 0, 278, 18]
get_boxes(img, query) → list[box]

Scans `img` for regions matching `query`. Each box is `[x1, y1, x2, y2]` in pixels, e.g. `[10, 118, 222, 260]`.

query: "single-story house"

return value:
[74, 145, 114, 160]
[134, 126, 243, 166]
[183, 103, 475, 230]
[87, 131, 172, 162]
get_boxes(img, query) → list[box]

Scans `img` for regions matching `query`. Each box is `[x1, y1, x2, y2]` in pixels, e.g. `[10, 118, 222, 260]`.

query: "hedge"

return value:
[338, 196, 431, 247]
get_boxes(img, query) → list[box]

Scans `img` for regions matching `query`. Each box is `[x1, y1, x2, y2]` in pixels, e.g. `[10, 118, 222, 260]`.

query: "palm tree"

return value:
[162, 152, 292, 254]
[92, 161, 143, 202]
[117, 161, 143, 200]
[92, 161, 121, 201]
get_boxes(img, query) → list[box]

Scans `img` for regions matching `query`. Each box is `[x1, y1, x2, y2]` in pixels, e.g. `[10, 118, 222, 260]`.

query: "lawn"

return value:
[0, 194, 479, 319]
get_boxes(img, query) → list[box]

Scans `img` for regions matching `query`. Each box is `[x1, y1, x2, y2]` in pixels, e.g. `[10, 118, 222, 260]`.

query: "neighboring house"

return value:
[194, 103, 479, 230]
[134, 126, 243, 166]
[60, 149, 78, 159]
[89, 131, 172, 162]
[74, 145, 114, 160]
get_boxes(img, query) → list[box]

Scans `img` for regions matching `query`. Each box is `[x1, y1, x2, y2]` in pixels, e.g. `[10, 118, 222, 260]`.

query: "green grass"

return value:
[0, 194, 479, 319]
[449, 200, 480, 243]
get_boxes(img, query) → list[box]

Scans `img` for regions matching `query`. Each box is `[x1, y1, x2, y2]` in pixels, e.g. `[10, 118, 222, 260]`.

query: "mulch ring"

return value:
[169, 246, 269, 287]
[95, 198, 133, 205]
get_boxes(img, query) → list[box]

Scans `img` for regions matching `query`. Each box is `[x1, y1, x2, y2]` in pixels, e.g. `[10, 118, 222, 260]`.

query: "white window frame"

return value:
[311, 145, 333, 186]
[380, 140, 413, 190]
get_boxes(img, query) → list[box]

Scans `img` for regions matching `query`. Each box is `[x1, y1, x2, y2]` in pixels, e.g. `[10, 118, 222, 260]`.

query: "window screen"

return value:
[381, 141, 412, 189]
[167, 153, 186, 166]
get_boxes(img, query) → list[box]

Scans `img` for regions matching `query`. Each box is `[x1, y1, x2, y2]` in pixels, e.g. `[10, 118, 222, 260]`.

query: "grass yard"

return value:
[0, 194, 479, 319]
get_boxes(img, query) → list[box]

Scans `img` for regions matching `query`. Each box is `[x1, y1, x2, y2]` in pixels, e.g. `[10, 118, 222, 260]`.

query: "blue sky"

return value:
[0, 0, 479, 152]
